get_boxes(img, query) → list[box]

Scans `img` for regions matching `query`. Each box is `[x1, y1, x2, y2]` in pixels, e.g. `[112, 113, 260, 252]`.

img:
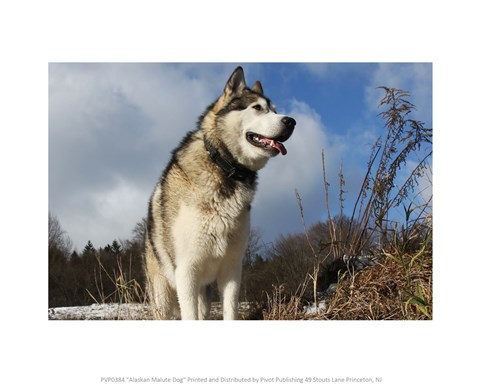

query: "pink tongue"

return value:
[264, 138, 287, 155]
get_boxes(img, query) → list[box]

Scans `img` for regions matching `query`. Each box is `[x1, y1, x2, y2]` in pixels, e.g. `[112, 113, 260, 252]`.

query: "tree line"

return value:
[48, 212, 354, 310]
[49, 213, 146, 308]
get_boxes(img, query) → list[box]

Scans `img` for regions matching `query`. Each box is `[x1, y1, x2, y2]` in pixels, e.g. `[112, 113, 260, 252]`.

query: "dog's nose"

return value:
[282, 116, 296, 130]
[277, 116, 296, 142]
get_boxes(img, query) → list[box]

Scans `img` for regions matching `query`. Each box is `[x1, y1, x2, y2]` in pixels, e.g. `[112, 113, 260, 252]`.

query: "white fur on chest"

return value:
[171, 189, 251, 285]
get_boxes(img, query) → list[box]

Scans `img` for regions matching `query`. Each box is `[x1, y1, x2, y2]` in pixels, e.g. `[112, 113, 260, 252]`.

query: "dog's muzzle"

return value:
[246, 116, 296, 156]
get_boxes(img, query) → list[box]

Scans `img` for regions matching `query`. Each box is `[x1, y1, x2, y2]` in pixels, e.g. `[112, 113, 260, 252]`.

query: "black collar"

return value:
[204, 138, 257, 185]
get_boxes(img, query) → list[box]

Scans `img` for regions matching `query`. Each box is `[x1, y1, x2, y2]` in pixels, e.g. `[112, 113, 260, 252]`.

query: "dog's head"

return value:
[207, 66, 296, 171]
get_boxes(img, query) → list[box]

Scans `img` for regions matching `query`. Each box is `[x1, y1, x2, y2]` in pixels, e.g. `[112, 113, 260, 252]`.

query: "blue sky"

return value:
[49, 63, 432, 250]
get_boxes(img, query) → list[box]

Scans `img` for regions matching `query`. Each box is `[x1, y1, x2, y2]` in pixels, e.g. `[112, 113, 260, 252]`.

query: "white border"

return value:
[2, 1, 477, 383]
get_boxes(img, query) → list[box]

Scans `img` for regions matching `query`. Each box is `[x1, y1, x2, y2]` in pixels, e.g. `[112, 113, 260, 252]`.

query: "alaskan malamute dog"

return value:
[144, 66, 295, 319]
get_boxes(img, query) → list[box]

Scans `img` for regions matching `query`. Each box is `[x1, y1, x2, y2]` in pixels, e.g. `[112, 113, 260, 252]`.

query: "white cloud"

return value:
[49, 63, 234, 248]
[91, 177, 150, 244]
[258, 99, 327, 192]
[60, 177, 150, 249]
[251, 98, 351, 240]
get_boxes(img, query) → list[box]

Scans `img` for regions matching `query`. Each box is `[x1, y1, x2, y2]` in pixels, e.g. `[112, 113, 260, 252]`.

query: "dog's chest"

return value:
[206, 185, 252, 231]
[195, 185, 253, 257]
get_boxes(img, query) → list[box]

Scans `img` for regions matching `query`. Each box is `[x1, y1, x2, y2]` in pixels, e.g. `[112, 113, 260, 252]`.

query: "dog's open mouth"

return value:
[246, 132, 288, 155]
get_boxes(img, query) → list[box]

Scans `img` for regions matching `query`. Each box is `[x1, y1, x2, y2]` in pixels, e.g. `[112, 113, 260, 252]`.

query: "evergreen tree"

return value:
[83, 240, 95, 256]
[111, 240, 122, 254]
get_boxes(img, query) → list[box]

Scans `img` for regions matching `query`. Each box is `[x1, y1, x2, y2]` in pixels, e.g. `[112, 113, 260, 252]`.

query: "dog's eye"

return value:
[252, 104, 263, 111]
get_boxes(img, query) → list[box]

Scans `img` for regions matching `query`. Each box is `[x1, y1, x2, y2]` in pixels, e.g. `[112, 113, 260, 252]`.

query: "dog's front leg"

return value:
[219, 280, 240, 320]
[217, 260, 242, 320]
[175, 266, 199, 320]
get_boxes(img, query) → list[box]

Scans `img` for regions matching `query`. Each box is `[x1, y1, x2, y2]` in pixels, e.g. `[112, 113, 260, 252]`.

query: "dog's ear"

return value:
[252, 80, 264, 95]
[224, 66, 246, 98]
[212, 67, 247, 113]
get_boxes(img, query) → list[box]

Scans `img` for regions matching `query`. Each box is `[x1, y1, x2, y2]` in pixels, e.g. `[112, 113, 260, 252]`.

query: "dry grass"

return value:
[262, 238, 432, 321]
[86, 253, 150, 319]
[263, 284, 306, 320]
[318, 249, 432, 320]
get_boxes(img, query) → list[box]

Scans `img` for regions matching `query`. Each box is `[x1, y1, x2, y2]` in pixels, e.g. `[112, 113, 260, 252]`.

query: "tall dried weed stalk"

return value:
[346, 87, 432, 255]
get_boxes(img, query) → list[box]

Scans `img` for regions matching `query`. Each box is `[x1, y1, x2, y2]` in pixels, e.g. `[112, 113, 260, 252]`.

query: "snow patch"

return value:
[48, 303, 152, 320]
